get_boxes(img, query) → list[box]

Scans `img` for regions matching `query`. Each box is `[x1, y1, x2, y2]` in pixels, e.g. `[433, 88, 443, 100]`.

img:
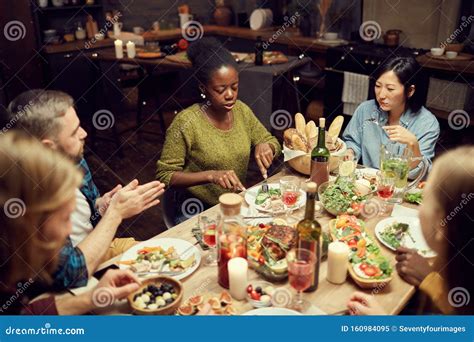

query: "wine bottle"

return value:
[255, 36, 263, 66]
[296, 182, 321, 292]
[310, 117, 330, 187]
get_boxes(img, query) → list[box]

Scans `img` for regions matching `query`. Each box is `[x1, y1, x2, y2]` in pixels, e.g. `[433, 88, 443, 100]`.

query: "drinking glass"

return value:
[280, 176, 300, 208]
[376, 171, 396, 215]
[287, 248, 316, 312]
[199, 214, 218, 266]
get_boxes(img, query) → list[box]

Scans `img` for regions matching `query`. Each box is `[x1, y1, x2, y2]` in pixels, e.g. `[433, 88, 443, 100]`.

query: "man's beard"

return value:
[56, 142, 84, 163]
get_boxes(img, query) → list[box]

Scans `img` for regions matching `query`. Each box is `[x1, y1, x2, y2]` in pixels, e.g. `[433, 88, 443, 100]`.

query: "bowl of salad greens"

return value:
[319, 177, 372, 216]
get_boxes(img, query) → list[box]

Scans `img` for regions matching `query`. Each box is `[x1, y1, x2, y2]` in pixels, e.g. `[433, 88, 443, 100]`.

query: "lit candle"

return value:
[126, 41, 136, 58]
[327, 241, 350, 284]
[228, 257, 248, 300]
[114, 39, 123, 59]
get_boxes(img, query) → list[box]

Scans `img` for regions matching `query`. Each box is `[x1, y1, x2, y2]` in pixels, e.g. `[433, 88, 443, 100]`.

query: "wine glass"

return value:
[376, 171, 396, 215]
[286, 248, 316, 312]
[198, 214, 218, 266]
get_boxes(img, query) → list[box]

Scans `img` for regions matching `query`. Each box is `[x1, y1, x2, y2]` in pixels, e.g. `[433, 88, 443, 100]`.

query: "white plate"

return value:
[119, 238, 201, 280]
[240, 207, 274, 226]
[357, 167, 378, 179]
[243, 307, 302, 315]
[374, 216, 437, 258]
[244, 183, 305, 213]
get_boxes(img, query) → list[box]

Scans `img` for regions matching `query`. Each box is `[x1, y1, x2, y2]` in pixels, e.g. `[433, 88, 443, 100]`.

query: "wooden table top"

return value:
[89, 49, 311, 77]
[98, 166, 416, 315]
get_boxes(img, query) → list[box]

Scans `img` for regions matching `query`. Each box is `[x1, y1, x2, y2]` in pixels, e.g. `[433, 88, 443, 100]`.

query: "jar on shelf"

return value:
[75, 22, 86, 40]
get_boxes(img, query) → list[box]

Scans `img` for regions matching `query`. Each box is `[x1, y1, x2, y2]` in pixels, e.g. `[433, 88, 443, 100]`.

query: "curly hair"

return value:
[186, 37, 238, 86]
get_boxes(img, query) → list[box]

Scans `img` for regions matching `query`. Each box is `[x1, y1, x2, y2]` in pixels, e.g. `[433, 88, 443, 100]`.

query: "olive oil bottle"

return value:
[296, 182, 321, 292]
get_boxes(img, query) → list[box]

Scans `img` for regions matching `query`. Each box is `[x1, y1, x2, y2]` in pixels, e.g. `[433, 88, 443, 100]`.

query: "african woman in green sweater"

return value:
[156, 38, 281, 224]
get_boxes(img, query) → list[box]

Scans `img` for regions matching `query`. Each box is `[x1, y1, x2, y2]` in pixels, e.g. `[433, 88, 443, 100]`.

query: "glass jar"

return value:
[75, 22, 86, 40]
[217, 193, 247, 289]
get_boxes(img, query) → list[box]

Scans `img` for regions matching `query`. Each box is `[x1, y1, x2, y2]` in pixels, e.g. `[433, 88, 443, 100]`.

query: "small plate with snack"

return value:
[375, 216, 436, 258]
[118, 238, 201, 280]
[244, 183, 305, 213]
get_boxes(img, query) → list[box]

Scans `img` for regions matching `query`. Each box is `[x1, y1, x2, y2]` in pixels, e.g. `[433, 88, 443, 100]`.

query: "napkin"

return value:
[391, 204, 419, 218]
[283, 144, 307, 162]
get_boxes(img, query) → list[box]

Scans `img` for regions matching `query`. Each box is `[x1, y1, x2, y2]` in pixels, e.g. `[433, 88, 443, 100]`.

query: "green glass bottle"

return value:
[296, 182, 321, 292]
[310, 117, 330, 187]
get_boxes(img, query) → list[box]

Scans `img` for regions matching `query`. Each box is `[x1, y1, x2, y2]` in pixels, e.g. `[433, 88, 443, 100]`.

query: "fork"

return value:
[135, 270, 186, 277]
[261, 172, 269, 193]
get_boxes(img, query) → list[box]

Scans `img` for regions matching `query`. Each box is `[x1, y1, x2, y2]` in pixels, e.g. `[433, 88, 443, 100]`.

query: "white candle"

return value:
[327, 241, 350, 284]
[228, 257, 248, 300]
[114, 39, 123, 59]
[126, 41, 136, 58]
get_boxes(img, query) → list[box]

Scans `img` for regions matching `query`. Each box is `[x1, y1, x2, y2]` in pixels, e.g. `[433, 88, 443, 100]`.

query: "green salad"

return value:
[321, 177, 367, 214]
[255, 188, 281, 205]
[404, 191, 423, 204]
[380, 222, 414, 249]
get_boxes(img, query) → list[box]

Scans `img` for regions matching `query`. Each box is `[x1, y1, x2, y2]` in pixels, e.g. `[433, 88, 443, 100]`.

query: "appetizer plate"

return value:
[357, 167, 378, 184]
[242, 307, 302, 315]
[240, 207, 274, 226]
[244, 183, 305, 213]
[375, 217, 437, 258]
[119, 238, 201, 280]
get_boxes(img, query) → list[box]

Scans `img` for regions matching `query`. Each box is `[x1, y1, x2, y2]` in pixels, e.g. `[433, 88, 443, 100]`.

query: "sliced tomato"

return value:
[363, 265, 379, 277]
[138, 249, 149, 255]
[359, 263, 368, 270]
[351, 203, 361, 211]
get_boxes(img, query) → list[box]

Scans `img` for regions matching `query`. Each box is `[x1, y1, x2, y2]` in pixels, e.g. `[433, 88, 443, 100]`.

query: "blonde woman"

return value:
[347, 146, 474, 315]
[0, 132, 140, 315]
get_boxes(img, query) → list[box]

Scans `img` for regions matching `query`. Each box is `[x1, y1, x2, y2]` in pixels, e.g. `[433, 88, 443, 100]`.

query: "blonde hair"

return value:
[0, 131, 82, 287]
[429, 145, 474, 314]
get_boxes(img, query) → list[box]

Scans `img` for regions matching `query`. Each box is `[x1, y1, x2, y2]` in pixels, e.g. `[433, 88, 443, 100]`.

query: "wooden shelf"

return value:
[41, 4, 102, 11]
[44, 38, 114, 54]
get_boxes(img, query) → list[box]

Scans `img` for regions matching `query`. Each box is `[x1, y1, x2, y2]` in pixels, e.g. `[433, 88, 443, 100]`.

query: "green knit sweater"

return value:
[156, 100, 281, 205]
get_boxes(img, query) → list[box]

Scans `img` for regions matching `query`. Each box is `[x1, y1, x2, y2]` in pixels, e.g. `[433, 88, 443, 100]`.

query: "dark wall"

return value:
[103, 0, 258, 31]
[0, 0, 43, 104]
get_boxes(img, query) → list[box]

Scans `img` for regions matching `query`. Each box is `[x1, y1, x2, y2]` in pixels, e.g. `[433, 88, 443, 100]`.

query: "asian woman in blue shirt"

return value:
[342, 57, 440, 179]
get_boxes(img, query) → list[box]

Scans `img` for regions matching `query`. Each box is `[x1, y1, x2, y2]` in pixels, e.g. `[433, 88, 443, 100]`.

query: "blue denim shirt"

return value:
[342, 100, 440, 179]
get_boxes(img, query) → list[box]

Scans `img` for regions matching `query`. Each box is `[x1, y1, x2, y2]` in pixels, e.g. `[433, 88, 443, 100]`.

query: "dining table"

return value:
[89, 165, 418, 316]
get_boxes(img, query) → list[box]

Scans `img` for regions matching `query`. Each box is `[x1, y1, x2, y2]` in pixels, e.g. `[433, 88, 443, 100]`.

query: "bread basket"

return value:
[284, 139, 347, 175]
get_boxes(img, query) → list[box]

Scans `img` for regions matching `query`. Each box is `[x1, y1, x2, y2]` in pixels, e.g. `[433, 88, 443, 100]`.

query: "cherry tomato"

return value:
[178, 38, 189, 50]
[138, 249, 149, 255]
[359, 263, 368, 270]
[258, 255, 265, 265]
[348, 239, 357, 247]
[259, 223, 266, 228]
[246, 285, 253, 294]
[250, 290, 261, 301]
